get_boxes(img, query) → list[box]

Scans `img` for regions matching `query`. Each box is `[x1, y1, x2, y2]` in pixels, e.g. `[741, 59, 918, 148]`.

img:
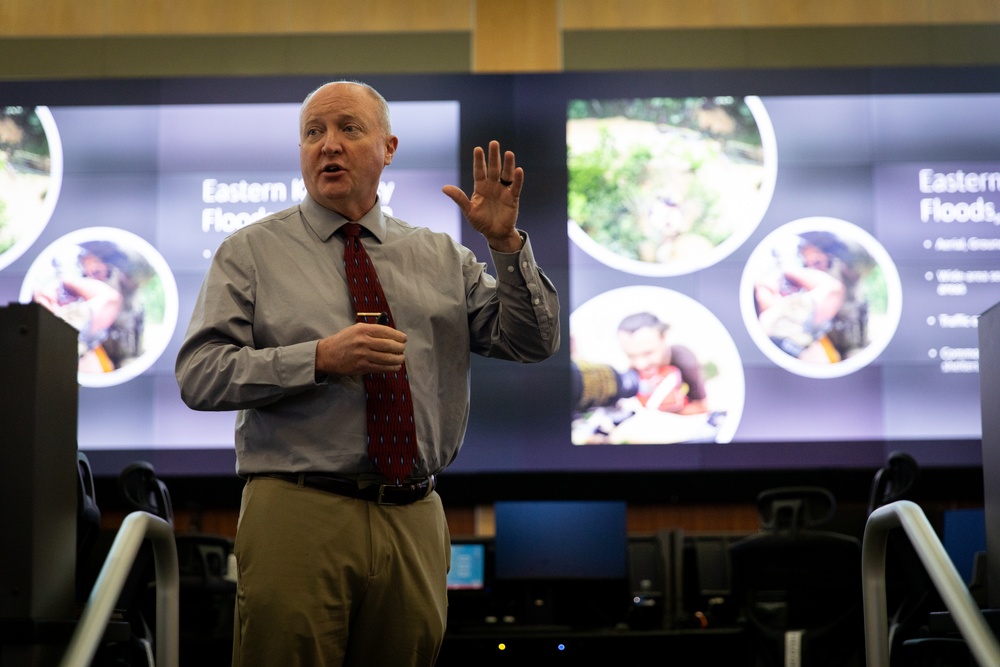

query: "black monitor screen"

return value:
[493, 500, 628, 580]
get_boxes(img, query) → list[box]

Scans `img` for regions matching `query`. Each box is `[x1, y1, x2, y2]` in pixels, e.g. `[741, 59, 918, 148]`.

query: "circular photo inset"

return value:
[570, 286, 745, 445]
[20, 227, 179, 388]
[0, 106, 63, 272]
[740, 217, 902, 379]
[567, 95, 777, 277]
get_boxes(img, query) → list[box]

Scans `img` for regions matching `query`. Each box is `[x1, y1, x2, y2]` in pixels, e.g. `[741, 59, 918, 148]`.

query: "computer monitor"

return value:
[492, 500, 630, 628]
[493, 500, 628, 580]
[445, 537, 495, 633]
[447, 541, 487, 591]
[942, 508, 987, 586]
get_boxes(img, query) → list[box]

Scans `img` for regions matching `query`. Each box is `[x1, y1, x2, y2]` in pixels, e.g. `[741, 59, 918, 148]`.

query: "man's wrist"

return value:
[489, 230, 523, 253]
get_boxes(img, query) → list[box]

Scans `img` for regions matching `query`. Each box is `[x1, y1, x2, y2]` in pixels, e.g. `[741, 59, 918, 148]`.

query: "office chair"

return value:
[868, 450, 919, 516]
[76, 451, 102, 601]
[119, 461, 174, 527]
[868, 452, 961, 667]
[175, 533, 236, 664]
[728, 486, 864, 667]
[122, 462, 237, 663]
[111, 462, 176, 666]
[73, 461, 176, 666]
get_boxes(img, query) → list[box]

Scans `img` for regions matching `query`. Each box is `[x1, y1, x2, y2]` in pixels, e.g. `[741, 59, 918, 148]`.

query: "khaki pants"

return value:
[231, 476, 450, 667]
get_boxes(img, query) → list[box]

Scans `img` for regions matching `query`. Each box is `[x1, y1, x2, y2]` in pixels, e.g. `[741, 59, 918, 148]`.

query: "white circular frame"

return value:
[19, 226, 179, 388]
[0, 106, 63, 272]
[568, 95, 778, 277]
[570, 285, 745, 443]
[739, 216, 903, 379]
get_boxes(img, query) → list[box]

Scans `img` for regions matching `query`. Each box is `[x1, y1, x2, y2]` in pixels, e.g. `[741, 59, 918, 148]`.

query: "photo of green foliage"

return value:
[567, 96, 771, 274]
[0, 106, 54, 260]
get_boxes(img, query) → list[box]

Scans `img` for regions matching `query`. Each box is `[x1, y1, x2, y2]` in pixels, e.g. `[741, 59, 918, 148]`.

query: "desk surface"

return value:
[439, 626, 747, 666]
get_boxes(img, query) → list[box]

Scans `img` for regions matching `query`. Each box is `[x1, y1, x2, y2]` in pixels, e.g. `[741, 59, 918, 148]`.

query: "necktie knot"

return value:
[342, 222, 362, 238]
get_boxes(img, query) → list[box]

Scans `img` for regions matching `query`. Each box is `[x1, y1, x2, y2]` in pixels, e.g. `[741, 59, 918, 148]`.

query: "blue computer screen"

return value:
[493, 500, 628, 580]
[447, 542, 486, 590]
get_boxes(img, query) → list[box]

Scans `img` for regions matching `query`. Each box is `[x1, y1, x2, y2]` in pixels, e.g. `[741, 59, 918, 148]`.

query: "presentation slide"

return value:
[567, 93, 1000, 450]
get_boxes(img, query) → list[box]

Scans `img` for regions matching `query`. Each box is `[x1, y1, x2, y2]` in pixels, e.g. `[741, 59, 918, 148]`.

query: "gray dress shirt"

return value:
[175, 195, 560, 477]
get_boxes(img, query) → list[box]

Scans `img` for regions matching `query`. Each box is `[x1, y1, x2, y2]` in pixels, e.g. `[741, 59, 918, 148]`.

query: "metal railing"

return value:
[863, 499, 1000, 667]
[59, 511, 179, 667]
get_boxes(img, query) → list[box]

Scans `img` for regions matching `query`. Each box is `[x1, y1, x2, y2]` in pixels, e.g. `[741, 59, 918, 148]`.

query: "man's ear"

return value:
[384, 135, 399, 166]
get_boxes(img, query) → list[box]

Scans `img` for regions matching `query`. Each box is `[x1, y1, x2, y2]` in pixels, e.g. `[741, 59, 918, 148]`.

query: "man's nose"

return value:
[320, 131, 343, 154]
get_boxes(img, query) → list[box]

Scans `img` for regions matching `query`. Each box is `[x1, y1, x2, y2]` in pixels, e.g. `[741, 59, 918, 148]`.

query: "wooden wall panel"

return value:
[3, 0, 1000, 78]
[627, 504, 761, 535]
[282, 0, 472, 35]
[562, 0, 1000, 30]
[929, 0, 1000, 23]
[8, 0, 1000, 40]
[473, 0, 561, 72]
[450, 503, 763, 539]
[744, 0, 932, 27]
[562, 0, 747, 30]
[105, 0, 293, 36]
[2, 0, 472, 38]
[0, 0, 104, 37]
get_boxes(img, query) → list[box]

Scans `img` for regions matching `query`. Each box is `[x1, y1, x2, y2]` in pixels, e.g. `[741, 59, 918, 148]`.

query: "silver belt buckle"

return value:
[376, 483, 398, 506]
[375, 475, 435, 505]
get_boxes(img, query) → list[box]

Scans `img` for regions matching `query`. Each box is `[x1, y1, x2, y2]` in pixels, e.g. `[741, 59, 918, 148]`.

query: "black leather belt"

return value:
[254, 472, 436, 506]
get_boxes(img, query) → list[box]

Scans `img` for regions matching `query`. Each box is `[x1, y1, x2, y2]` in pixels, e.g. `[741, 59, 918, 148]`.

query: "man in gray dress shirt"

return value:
[175, 80, 560, 666]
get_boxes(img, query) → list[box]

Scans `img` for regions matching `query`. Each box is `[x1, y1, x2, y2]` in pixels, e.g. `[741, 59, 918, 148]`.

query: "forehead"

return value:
[301, 84, 377, 125]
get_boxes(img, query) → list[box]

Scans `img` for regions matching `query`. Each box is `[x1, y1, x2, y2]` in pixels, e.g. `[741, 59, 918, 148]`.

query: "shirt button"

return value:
[507, 265, 515, 273]
[521, 261, 528, 269]
[534, 297, 540, 305]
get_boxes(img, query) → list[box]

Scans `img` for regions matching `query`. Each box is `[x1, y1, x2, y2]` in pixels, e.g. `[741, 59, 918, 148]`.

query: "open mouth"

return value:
[323, 165, 343, 174]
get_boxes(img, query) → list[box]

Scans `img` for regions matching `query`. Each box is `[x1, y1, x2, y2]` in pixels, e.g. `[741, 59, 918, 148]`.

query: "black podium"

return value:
[0, 302, 80, 666]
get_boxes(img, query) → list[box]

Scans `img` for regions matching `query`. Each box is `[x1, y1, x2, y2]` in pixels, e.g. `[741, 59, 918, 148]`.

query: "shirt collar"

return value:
[300, 195, 388, 243]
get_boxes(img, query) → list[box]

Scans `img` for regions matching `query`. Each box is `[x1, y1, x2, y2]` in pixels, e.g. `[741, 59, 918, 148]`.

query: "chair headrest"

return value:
[757, 486, 836, 533]
[867, 450, 919, 515]
[119, 461, 174, 526]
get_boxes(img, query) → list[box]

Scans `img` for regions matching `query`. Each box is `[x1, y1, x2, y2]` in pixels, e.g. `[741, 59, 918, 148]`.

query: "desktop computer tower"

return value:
[0, 303, 79, 627]
[979, 301, 1000, 608]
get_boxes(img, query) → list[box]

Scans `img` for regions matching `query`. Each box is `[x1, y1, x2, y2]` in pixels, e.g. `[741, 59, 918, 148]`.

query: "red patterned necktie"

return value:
[341, 222, 418, 485]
